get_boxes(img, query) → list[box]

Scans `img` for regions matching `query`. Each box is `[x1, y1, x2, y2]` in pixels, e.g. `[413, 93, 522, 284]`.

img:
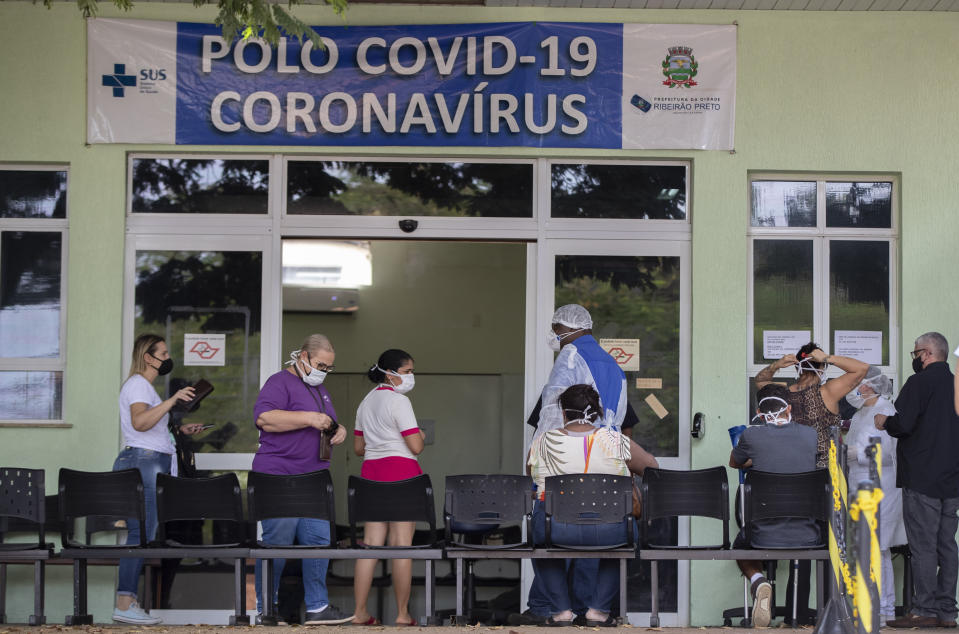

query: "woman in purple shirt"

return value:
[251, 334, 351, 625]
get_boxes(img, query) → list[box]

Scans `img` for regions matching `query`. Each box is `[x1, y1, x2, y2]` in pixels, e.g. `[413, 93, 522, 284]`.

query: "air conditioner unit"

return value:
[281, 240, 371, 313]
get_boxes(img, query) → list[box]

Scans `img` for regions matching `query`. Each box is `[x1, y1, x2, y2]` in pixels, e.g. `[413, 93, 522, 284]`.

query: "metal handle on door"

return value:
[691, 412, 706, 439]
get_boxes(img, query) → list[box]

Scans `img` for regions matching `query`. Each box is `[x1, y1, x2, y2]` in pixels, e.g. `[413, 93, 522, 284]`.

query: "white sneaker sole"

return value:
[304, 615, 354, 625]
[752, 582, 772, 628]
[113, 614, 162, 625]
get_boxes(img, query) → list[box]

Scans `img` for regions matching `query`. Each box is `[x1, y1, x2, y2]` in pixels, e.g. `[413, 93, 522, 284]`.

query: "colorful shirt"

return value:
[527, 427, 631, 492]
[251, 369, 337, 475]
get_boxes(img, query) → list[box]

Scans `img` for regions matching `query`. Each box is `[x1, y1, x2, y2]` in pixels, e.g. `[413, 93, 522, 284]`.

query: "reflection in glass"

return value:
[555, 255, 680, 458]
[750, 181, 816, 227]
[0, 371, 62, 419]
[131, 159, 269, 214]
[0, 231, 61, 358]
[830, 241, 890, 365]
[135, 250, 262, 453]
[0, 170, 67, 218]
[550, 164, 686, 220]
[826, 182, 893, 228]
[286, 161, 533, 217]
[753, 240, 814, 364]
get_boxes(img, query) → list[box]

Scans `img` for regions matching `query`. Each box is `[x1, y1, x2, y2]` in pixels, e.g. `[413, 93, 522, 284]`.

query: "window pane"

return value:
[550, 164, 686, 220]
[131, 159, 269, 214]
[555, 255, 681, 458]
[826, 182, 893, 228]
[753, 240, 814, 364]
[0, 371, 62, 419]
[135, 250, 262, 453]
[286, 161, 532, 217]
[750, 181, 816, 227]
[830, 241, 890, 366]
[0, 170, 67, 218]
[0, 231, 61, 358]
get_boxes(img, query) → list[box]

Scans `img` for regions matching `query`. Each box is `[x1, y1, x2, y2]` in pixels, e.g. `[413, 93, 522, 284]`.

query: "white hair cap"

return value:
[551, 304, 593, 330]
[862, 365, 893, 397]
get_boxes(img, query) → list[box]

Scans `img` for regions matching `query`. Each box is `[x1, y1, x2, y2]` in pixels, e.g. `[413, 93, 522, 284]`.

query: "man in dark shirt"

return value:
[876, 332, 959, 629]
[729, 384, 819, 627]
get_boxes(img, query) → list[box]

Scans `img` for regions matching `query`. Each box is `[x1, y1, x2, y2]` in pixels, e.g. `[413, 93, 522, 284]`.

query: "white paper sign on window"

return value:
[834, 330, 883, 365]
[184, 333, 226, 366]
[599, 338, 640, 372]
[763, 330, 810, 360]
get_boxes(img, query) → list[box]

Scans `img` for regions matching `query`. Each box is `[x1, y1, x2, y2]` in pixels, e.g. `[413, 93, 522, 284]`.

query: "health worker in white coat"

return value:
[845, 365, 907, 624]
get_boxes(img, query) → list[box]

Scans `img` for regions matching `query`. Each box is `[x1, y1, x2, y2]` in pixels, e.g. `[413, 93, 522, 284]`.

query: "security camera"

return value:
[398, 219, 418, 233]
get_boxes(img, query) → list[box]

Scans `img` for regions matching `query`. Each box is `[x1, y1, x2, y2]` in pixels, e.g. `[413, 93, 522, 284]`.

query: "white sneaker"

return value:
[750, 577, 772, 628]
[113, 601, 162, 625]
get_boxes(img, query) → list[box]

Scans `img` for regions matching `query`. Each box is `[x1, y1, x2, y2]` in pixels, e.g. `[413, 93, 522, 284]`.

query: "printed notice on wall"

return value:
[834, 330, 882, 365]
[763, 330, 810, 360]
[600, 338, 640, 372]
[184, 333, 226, 366]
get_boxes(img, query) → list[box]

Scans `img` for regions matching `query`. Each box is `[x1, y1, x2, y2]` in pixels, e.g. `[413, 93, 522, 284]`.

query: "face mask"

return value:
[796, 358, 827, 384]
[752, 396, 791, 426]
[386, 371, 415, 394]
[912, 356, 925, 374]
[149, 353, 174, 376]
[547, 327, 584, 352]
[287, 349, 328, 386]
[845, 390, 866, 409]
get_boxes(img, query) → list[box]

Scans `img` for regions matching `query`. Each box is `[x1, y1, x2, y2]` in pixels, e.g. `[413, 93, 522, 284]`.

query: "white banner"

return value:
[183, 333, 226, 367]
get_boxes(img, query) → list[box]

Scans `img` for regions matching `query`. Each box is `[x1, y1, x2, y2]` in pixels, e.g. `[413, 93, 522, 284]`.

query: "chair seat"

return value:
[0, 542, 51, 552]
[643, 543, 726, 550]
[547, 543, 633, 551]
[445, 542, 531, 552]
[255, 541, 336, 549]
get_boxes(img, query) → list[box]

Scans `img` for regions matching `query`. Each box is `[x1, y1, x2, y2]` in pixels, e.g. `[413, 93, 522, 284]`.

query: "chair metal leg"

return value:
[816, 560, 825, 614]
[454, 558, 464, 621]
[619, 559, 627, 624]
[229, 558, 249, 625]
[143, 562, 153, 611]
[28, 560, 46, 625]
[424, 560, 438, 625]
[65, 559, 92, 625]
[650, 560, 660, 627]
[792, 560, 800, 628]
[258, 559, 277, 625]
[743, 575, 751, 625]
[0, 562, 7, 624]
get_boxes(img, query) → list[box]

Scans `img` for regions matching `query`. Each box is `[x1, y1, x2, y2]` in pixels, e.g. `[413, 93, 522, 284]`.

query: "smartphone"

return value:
[198, 424, 216, 431]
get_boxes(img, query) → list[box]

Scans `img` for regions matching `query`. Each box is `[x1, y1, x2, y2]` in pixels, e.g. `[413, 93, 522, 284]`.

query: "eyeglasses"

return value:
[910, 349, 928, 360]
[313, 363, 335, 373]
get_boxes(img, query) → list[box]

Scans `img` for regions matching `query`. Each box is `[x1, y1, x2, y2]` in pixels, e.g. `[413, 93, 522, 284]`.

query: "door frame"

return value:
[527, 237, 692, 627]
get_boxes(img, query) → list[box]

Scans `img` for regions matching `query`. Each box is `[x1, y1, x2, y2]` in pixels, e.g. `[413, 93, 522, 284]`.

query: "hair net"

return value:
[861, 365, 893, 397]
[551, 304, 593, 329]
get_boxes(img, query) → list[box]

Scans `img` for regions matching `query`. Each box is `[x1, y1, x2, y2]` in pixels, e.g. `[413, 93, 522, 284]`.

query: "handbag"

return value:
[631, 481, 643, 519]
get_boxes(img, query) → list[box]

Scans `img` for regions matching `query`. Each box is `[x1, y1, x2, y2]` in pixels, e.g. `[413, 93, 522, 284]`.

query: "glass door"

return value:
[535, 238, 691, 626]
[122, 234, 271, 620]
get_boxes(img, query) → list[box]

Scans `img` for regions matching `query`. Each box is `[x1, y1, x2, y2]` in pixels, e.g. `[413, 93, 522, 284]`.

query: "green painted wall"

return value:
[2, 1, 959, 624]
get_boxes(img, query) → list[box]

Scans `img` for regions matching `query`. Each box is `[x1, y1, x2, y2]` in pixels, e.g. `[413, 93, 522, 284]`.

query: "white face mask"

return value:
[287, 349, 328, 386]
[547, 327, 583, 352]
[796, 359, 827, 385]
[845, 390, 865, 409]
[387, 371, 415, 394]
[752, 396, 791, 426]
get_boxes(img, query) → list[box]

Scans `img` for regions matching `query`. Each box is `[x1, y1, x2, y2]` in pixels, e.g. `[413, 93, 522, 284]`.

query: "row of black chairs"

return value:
[0, 468, 640, 626]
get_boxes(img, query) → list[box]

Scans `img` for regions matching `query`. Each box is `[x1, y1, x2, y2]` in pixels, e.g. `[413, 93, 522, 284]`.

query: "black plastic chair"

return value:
[742, 469, 830, 627]
[640, 466, 729, 549]
[247, 469, 336, 625]
[155, 473, 251, 624]
[347, 474, 444, 625]
[443, 474, 532, 623]
[639, 466, 729, 626]
[57, 467, 146, 625]
[543, 473, 635, 550]
[0, 467, 50, 625]
[347, 474, 439, 548]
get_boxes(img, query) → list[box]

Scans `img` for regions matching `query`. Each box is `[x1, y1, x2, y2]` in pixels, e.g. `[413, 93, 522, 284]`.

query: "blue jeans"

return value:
[528, 559, 599, 616]
[255, 517, 332, 613]
[113, 446, 172, 597]
[530, 501, 627, 615]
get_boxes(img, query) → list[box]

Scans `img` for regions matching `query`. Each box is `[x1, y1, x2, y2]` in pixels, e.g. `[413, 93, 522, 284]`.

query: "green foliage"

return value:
[41, 0, 346, 49]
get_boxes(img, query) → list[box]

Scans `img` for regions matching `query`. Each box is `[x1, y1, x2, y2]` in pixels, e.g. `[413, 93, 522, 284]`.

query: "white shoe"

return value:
[750, 577, 772, 628]
[113, 601, 162, 625]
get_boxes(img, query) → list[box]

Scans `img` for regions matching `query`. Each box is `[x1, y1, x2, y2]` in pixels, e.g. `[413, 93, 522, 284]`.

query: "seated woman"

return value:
[527, 384, 658, 626]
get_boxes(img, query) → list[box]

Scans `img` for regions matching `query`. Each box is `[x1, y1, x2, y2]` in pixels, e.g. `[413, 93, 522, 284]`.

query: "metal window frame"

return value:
[0, 164, 70, 425]
[745, 171, 900, 389]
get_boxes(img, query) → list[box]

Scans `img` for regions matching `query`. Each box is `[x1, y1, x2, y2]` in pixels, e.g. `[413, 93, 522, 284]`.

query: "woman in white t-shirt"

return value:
[351, 349, 424, 626]
[111, 334, 201, 626]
